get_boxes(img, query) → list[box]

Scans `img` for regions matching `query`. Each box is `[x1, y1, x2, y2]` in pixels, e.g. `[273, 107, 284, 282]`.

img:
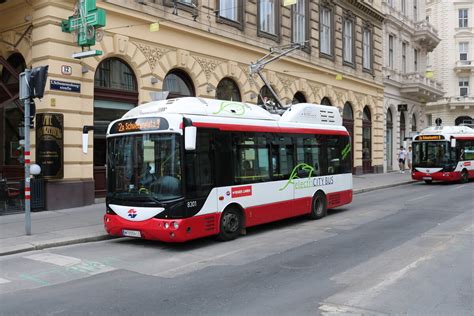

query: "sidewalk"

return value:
[0, 172, 414, 256]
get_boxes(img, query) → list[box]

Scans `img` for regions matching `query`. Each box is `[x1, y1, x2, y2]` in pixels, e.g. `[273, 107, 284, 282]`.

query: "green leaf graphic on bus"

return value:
[341, 143, 351, 160]
[213, 101, 247, 116]
[279, 163, 315, 191]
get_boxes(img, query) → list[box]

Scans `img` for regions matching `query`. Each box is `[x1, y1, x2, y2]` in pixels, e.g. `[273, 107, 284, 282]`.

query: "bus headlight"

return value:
[172, 221, 179, 229]
[164, 222, 170, 229]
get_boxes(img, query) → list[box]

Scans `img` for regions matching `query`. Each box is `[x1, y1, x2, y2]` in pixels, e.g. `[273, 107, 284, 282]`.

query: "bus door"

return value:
[292, 136, 322, 215]
[184, 130, 217, 218]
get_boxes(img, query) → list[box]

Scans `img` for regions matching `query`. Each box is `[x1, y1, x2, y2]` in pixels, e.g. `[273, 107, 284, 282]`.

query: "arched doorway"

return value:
[163, 69, 195, 99]
[362, 106, 372, 173]
[216, 78, 241, 101]
[411, 113, 417, 132]
[386, 109, 393, 171]
[343, 102, 354, 173]
[94, 58, 138, 197]
[455, 116, 473, 126]
[321, 97, 332, 106]
[292, 92, 306, 104]
[400, 112, 406, 148]
[258, 85, 278, 106]
[0, 53, 26, 181]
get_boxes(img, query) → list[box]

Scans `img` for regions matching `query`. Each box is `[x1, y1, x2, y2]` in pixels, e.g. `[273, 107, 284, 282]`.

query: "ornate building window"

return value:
[164, 0, 198, 15]
[386, 109, 393, 171]
[216, 78, 241, 101]
[94, 58, 138, 197]
[388, 35, 394, 69]
[400, 112, 406, 145]
[217, 0, 244, 29]
[362, 106, 372, 173]
[412, 114, 417, 132]
[258, 0, 280, 41]
[291, 0, 309, 48]
[343, 11, 355, 66]
[258, 85, 278, 106]
[321, 97, 332, 106]
[292, 91, 306, 104]
[163, 69, 195, 99]
[319, 2, 333, 58]
[363, 25, 373, 71]
[459, 9, 469, 28]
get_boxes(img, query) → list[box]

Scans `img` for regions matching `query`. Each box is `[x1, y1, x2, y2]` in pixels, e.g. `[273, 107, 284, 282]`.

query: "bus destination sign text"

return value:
[110, 118, 169, 134]
[415, 135, 444, 141]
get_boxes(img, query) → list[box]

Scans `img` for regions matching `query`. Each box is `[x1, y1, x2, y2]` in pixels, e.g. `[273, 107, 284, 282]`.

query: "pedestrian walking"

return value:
[407, 146, 412, 170]
[398, 146, 407, 173]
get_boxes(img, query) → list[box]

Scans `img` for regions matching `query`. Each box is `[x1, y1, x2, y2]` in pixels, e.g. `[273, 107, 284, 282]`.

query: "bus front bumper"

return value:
[104, 213, 219, 243]
[412, 171, 460, 182]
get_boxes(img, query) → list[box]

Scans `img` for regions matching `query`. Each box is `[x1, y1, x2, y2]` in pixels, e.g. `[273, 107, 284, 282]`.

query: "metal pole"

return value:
[24, 97, 31, 235]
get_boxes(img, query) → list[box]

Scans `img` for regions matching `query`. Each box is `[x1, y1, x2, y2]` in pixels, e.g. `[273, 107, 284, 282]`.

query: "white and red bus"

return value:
[411, 125, 474, 184]
[103, 98, 352, 242]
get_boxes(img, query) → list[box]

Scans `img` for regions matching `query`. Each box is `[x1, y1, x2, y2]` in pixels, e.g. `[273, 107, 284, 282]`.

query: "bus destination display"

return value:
[415, 135, 444, 141]
[110, 118, 169, 134]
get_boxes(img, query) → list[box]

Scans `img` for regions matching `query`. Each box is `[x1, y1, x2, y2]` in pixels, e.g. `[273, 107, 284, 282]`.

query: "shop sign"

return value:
[50, 80, 81, 93]
[398, 104, 408, 111]
[36, 113, 64, 179]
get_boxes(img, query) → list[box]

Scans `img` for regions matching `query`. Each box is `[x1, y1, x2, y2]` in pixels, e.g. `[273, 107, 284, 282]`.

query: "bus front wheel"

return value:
[461, 169, 469, 183]
[217, 207, 242, 241]
[309, 191, 327, 220]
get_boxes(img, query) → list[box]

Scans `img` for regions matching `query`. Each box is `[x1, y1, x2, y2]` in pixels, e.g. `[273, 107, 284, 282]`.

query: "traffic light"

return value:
[29, 100, 36, 127]
[29, 66, 48, 99]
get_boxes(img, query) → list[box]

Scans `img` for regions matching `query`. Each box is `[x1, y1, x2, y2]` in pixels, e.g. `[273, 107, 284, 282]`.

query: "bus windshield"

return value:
[107, 133, 182, 202]
[413, 141, 454, 167]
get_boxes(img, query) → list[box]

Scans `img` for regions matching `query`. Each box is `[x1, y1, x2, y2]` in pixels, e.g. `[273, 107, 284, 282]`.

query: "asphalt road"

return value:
[0, 182, 473, 316]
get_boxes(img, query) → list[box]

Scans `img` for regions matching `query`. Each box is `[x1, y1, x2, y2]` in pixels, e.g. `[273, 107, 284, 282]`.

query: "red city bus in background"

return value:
[411, 125, 474, 184]
[102, 98, 353, 242]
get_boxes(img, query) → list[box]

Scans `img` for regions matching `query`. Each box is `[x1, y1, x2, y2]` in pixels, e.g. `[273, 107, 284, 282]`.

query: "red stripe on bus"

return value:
[453, 136, 474, 140]
[25, 151, 30, 155]
[25, 188, 30, 192]
[193, 122, 349, 136]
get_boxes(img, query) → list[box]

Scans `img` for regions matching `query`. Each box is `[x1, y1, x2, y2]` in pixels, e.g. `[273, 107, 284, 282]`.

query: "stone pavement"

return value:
[0, 172, 415, 256]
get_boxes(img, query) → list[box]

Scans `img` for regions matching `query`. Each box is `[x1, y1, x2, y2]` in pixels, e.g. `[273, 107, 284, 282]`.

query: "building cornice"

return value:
[342, 0, 385, 23]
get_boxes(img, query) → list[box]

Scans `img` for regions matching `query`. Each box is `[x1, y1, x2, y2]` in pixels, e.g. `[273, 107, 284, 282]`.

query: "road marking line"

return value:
[0, 277, 11, 284]
[24, 253, 115, 276]
[25, 253, 81, 266]
[406, 194, 432, 202]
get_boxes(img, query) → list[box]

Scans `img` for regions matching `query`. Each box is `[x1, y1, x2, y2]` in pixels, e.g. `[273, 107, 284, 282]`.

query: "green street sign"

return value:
[61, 0, 106, 47]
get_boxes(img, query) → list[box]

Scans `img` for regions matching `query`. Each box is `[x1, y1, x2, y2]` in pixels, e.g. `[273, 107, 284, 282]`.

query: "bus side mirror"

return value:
[451, 138, 456, 148]
[82, 125, 94, 154]
[184, 126, 197, 151]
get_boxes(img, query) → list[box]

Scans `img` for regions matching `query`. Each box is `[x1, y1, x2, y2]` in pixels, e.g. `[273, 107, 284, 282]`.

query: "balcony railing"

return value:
[413, 20, 441, 52]
[402, 72, 444, 91]
[454, 60, 474, 73]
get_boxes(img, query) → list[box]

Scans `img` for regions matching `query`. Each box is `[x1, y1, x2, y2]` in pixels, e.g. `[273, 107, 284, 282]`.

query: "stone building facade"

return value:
[381, 0, 443, 172]
[0, 0, 385, 210]
[425, 0, 474, 127]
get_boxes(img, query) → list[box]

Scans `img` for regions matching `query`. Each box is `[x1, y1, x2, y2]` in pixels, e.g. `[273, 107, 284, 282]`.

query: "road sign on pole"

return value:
[19, 66, 48, 235]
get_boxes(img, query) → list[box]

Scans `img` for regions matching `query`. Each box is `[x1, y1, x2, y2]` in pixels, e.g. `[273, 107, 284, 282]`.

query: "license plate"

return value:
[422, 177, 432, 180]
[122, 229, 141, 238]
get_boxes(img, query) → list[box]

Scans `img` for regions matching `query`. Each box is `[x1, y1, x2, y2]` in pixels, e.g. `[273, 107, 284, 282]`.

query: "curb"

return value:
[1, 181, 416, 257]
[0, 235, 115, 257]
[353, 180, 416, 194]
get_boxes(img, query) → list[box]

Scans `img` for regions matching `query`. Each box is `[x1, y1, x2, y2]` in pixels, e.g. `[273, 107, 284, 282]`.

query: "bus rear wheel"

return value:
[309, 191, 327, 220]
[461, 169, 469, 183]
[217, 207, 242, 241]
